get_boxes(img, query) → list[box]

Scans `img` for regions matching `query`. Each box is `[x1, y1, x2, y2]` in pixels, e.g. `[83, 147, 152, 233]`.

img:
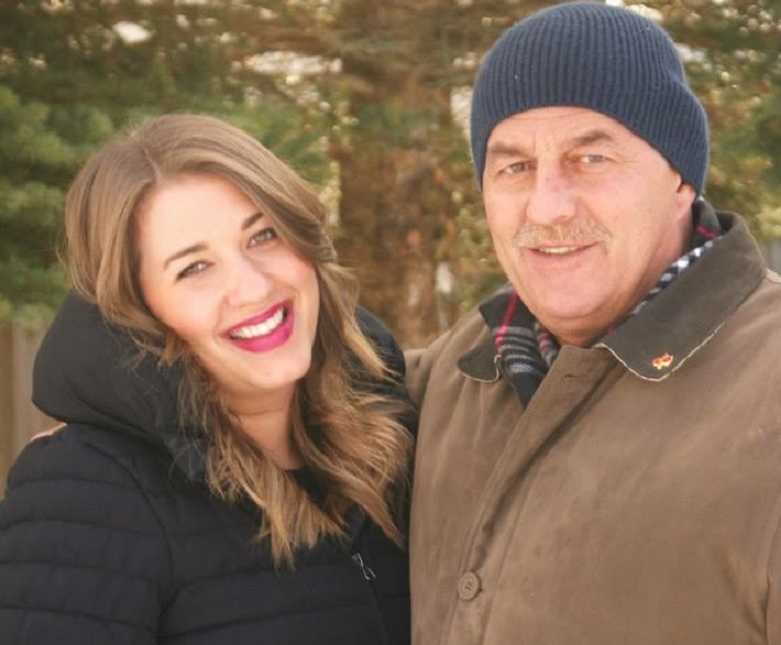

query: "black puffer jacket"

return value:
[0, 293, 413, 645]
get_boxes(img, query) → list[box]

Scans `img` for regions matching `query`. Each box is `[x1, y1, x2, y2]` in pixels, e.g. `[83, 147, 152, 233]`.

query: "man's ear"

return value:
[676, 176, 696, 195]
[674, 178, 697, 215]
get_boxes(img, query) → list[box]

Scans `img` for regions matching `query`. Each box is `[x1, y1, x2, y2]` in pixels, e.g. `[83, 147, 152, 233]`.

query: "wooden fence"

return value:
[0, 324, 54, 496]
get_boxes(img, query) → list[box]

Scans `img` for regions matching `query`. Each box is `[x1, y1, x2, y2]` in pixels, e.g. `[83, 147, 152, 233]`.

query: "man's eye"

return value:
[176, 261, 209, 281]
[249, 227, 278, 246]
[580, 154, 607, 164]
[501, 161, 534, 175]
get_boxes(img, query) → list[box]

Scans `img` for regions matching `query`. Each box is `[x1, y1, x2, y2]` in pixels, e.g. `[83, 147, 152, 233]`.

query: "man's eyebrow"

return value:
[567, 129, 616, 148]
[485, 141, 530, 159]
[486, 129, 617, 160]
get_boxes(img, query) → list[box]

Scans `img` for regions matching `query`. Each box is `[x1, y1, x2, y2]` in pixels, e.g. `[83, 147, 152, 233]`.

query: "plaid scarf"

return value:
[481, 201, 722, 405]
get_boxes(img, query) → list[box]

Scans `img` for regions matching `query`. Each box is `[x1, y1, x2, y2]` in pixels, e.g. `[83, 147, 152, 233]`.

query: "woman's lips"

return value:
[225, 301, 295, 353]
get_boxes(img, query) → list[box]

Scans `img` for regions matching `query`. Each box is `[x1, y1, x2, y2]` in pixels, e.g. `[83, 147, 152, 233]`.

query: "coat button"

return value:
[457, 571, 481, 600]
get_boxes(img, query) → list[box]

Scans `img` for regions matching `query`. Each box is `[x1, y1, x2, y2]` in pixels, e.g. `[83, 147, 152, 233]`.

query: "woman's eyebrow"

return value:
[241, 212, 264, 231]
[163, 242, 207, 270]
[162, 212, 265, 270]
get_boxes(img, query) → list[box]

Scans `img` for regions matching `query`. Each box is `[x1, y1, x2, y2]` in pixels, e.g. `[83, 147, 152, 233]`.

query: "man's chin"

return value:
[528, 301, 610, 345]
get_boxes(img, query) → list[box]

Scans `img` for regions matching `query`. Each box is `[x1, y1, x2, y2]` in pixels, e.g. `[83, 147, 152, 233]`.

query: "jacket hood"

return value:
[33, 292, 206, 478]
[32, 291, 407, 481]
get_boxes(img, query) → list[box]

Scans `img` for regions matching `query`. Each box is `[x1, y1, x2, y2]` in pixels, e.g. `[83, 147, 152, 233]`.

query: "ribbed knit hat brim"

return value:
[470, 2, 709, 194]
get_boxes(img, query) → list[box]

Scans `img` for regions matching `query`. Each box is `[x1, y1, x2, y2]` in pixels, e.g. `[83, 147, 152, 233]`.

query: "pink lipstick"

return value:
[224, 301, 294, 353]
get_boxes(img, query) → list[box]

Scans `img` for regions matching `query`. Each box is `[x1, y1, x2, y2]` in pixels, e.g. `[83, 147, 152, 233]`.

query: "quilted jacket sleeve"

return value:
[0, 428, 171, 645]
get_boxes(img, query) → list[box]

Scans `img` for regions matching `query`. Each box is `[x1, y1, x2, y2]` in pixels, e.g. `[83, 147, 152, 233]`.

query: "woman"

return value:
[0, 114, 414, 644]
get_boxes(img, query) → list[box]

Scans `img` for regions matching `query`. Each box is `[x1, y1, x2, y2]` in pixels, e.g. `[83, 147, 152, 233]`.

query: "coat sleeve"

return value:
[0, 429, 171, 645]
[403, 348, 428, 409]
[355, 306, 418, 439]
[760, 474, 781, 645]
[403, 328, 453, 410]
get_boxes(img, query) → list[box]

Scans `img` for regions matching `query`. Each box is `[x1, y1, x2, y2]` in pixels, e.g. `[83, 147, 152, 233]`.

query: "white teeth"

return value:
[537, 246, 580, 255]
[230, 308, 285, 339]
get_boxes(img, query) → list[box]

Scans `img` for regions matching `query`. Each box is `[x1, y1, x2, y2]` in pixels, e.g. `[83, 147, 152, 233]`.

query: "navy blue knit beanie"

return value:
[470, 2, 709, 194]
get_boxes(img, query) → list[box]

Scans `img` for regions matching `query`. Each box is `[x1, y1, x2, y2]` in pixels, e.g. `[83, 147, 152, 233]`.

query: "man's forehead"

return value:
[486, 107, 633, 154]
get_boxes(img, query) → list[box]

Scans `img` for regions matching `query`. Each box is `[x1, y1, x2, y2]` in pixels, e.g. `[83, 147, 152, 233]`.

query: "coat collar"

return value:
[595, 210, 765, 380]
[34, 294, 407, 485]
[457, 337, 502, 383]
[458, 209, 766, 383]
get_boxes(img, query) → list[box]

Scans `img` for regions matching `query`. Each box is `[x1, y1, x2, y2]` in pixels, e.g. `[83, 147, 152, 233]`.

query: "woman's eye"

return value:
[249, 226, 278, 246]
[176, 261, 209, 281]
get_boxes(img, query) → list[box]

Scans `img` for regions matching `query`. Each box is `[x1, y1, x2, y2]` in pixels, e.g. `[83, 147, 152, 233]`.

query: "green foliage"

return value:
[655, 0, 781, 230]
[0, 83, 111, 321]
[1, 0, 779, 342]
[0, 1, 329, 324]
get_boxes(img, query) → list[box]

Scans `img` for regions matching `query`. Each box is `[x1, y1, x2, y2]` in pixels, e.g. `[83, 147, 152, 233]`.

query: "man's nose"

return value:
[223, 254, 273, 308]
[525, 163, 577, 226]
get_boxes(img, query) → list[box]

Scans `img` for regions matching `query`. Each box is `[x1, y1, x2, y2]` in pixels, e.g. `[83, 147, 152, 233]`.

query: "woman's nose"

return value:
[223, 254, 273, 309]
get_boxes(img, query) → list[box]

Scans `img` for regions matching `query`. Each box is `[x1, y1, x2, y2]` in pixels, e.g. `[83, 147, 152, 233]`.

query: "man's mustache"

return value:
[512, 219, 611, 249]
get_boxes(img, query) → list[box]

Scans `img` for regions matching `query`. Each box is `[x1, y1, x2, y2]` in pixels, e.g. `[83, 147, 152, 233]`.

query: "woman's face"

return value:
[136, 173, 320, 410]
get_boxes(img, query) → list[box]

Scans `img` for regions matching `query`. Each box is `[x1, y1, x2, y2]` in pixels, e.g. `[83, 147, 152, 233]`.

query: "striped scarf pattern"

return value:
[485, 204, 722, 404]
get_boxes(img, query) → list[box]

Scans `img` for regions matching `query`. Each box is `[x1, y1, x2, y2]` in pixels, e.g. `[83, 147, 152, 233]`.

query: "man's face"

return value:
[482, 107, 696, 347]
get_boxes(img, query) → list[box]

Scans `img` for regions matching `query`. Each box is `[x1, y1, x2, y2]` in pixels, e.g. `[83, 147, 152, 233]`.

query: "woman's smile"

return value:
[225, 301, 295, 353]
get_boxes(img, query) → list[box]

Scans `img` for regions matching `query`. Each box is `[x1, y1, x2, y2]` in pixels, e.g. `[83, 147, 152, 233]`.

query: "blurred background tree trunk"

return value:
[2, 0, 780, 490]
[1, 0, 779, 345]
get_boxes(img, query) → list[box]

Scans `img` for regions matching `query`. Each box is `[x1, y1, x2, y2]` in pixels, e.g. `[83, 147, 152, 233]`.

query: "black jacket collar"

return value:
[33, 294, 406, 483]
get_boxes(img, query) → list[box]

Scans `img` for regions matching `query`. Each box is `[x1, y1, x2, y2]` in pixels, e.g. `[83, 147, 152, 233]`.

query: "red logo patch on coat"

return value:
[651, 352, 674, 370]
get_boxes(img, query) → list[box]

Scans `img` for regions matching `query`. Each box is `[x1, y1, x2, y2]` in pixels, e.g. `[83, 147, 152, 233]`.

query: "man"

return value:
[406, 3, 781, 644]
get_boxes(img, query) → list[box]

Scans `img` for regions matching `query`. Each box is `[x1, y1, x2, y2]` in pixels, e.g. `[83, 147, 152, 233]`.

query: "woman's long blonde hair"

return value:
[64, 113, 414, 566]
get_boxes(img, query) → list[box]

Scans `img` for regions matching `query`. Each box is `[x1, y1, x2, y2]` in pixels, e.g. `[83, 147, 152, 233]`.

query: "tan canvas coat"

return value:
[407, 213, 781, 645]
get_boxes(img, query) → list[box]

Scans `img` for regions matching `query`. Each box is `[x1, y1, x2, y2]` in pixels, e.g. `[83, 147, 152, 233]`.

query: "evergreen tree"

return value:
[0, 0, 328, 324]
[2, 0, 779, 344]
